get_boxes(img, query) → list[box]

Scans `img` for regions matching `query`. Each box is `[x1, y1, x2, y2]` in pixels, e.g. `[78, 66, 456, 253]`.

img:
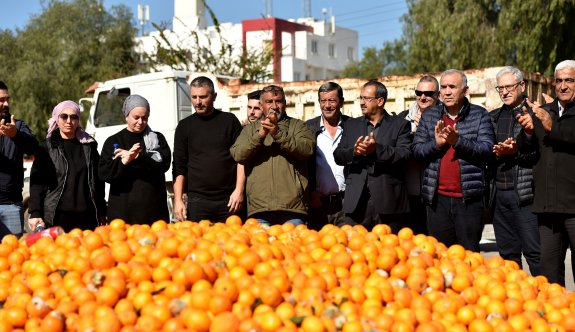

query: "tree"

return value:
[144, 1, 274, 82]
[341, 48, 386, 80]
[6, 0, 138, 136]
[343, 0, 575, 77]
[0, 30, 20, 81]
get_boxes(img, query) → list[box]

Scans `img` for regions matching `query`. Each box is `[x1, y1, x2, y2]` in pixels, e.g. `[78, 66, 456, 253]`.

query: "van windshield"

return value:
[94, 87, 131, 127]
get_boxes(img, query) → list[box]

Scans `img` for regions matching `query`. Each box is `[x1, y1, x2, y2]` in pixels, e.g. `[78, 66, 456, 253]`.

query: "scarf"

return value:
[122, 95, 162, 162]
[46, 100, 95, 144]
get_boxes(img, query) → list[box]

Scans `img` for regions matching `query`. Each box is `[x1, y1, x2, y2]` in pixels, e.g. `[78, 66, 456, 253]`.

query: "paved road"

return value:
[480, 224, 574, 292]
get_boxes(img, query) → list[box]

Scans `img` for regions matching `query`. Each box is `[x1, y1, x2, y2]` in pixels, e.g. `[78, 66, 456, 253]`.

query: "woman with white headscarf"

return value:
[98, 94, 171, 225]
[28, 101, 106, 232]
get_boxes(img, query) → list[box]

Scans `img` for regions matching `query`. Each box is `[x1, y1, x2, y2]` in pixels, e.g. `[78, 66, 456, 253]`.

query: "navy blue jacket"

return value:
[0, 119, 39, 204]
[412, 99, 494, 204]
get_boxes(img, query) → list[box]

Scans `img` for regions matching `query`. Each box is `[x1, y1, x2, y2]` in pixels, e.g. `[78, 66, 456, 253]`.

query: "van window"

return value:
[94, 88, 131, 127]
[177, 79, 193, 121]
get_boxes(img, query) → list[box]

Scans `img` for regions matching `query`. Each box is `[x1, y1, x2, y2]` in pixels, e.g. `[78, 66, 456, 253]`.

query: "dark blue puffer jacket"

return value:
[412, 99, 494, 204]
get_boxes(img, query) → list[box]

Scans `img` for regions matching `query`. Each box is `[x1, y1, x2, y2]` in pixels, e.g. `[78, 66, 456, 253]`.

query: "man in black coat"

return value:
[397, 75, 440, 235]
[305, 82, 350, 230]
[489, 66, 539, 275]
[517, 60, 575, 285]
[333, 80, 411, 233]
[0, 81, 39, 237]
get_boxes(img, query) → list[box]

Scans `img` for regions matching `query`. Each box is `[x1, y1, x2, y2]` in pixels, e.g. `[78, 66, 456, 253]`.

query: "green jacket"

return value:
[230, 115, 316, 217]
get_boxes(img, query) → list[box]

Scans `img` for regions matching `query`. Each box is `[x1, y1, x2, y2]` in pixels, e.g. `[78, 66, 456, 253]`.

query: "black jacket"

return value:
[333, 112, 411, 214]
[489, 102, 538, 206]
[305, 113, 350, 193]
[29, 130, 106, 225]
[517, 99, 575, 214]
[0, 119, 38, 203]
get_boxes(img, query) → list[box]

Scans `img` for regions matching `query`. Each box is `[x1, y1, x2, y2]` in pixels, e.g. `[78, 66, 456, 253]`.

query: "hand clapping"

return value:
[259, 110, 279, 138]
[114, 143, 142, 165]
[493, 137, 517, 157]
[434, 120, 458, 147]
[354, 132, 376, 156]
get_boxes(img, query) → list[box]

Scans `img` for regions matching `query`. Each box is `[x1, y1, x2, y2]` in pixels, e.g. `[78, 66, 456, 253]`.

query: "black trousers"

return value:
[343, 188, 405, 233]
[54, 209, 97, 233]
[492, 189, 540, 275]
[538, 213, 575, 286]
[187, 193, 239, 223]
[406, 194, 428, 235]
[308, 194, 345, 230]
[426, 194, 484, 252]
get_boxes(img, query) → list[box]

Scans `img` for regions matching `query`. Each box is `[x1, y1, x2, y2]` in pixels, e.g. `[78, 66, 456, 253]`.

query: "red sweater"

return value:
[438, 115, 462, 197]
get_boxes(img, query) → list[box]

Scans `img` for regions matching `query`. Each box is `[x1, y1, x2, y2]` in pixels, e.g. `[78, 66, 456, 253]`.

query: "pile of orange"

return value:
[0, 216, 574, 332]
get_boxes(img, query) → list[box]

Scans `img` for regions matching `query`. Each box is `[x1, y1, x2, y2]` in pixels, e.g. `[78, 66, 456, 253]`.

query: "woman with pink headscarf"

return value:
[28, 101, 106, 232]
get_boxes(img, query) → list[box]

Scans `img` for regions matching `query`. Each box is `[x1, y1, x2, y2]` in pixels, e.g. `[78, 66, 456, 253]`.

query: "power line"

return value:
[334, 1, 406, 18]
[337, 7, 406, 23]
[348, 15, 404, 29]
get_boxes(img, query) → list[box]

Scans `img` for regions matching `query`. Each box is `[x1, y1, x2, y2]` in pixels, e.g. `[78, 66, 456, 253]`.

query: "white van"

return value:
[81, 70, 195, 220]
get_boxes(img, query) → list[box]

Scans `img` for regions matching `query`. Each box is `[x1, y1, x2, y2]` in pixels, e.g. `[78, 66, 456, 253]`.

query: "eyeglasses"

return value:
[357, 96, 380, 102]
[59, 113, 79, 121]
[554, 78, 575, 85]
[319, 99, 338, 104]
[495, 82, 522, 93]
[262, 85, 284, 93]
[415, 90, 437, 97]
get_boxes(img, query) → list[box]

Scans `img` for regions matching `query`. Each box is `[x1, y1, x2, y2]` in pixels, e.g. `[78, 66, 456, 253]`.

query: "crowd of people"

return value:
[1, 59, 575, 285]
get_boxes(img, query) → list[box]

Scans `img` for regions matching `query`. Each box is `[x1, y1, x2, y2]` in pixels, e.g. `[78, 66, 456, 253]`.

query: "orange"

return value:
[258, 312, 283, 332]
[225, 215, 243, 227]
[5, 306, 28, 327]
[301, 315, 326, 332]
[208, 293, 233, 314]
[181, 308, 211, 332]
[210, 312, 241, 332]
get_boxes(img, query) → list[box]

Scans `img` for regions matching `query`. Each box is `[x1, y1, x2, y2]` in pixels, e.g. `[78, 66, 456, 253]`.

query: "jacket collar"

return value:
[442, 98, 470, 119]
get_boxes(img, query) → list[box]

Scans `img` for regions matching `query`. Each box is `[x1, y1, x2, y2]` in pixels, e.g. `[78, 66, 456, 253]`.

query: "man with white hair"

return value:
[489, 66, 539, 275]
[412, 69, 494, 251]
[516, 60, 575, 285]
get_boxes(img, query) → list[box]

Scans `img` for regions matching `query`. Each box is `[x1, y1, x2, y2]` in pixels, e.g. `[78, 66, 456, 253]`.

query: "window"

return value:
[94, 88, 130, 127]
[177, 79, 193, 121]
[329, 43, 335, 57]
[347, 47, 354, 61]
[294, 72, 301, 81]
[311, 40, 318, 54]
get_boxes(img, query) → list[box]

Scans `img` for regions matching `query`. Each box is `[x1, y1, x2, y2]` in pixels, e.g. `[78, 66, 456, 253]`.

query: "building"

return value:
[135, 0, 358, 82]
[201, 67, 553, 123]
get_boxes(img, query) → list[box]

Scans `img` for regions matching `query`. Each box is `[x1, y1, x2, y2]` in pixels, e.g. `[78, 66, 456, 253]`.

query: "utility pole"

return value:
[302, 0, 311, 18]
[264, 0, 273, 18]
[137, 4, 150, 37]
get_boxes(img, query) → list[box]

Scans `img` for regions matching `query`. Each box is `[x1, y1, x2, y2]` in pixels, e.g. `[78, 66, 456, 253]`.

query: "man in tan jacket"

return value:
[230, 85, 315, 226]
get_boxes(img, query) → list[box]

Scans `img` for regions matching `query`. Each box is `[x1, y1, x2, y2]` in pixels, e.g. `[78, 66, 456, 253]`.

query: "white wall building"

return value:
[135, 0, 358, 82]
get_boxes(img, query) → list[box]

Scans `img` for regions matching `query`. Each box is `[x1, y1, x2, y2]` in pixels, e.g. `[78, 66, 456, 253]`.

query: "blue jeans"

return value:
[426, 195, 484, 252]
[0, 203, 24, 238]
[251, 211, 306, 227]
[492, 189, 540, 275]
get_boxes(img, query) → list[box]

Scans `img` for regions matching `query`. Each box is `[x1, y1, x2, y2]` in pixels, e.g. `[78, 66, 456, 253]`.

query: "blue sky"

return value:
[0, 0, 407, 57]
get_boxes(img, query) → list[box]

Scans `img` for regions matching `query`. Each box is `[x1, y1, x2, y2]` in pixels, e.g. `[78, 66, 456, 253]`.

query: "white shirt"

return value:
[315, 115, 345, 195]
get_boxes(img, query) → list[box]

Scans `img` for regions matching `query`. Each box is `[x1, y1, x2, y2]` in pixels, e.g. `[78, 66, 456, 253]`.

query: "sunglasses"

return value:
[59, 113, 79, 121]
[415, 90, 437, 97]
